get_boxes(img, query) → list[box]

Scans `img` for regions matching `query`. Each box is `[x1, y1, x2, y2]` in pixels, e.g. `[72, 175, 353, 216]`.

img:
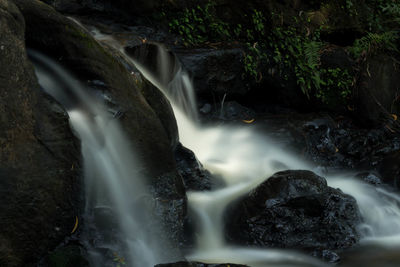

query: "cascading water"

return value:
[30, 18, 400, 266]
[119, 42, 400, 266]
[29, 50, 175, 267]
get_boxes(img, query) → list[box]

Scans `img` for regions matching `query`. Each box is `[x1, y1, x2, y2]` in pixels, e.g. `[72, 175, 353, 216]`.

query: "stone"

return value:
[226, 170, 361, 256]
[0, 1, 81, 265]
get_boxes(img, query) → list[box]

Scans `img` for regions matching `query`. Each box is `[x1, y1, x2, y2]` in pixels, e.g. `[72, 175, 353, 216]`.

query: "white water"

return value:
[32, 20, 400, 265]
[29, 50, 174, 267]
[122, 42, 400, 266]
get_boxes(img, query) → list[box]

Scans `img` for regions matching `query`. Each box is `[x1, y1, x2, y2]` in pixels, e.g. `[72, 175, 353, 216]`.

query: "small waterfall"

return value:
[29, 50, 173, 267]
[122, 42, 400, 266]
[32, 18, 400, 265]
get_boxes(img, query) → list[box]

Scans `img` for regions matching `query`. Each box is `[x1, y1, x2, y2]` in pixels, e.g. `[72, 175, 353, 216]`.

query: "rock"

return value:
[175, 144, 213, 191]
[175, 47, 249, 100]
[0, 1, 81, 265]
[199, 103, 212, 114]
[311, 249, 340, 263]
[216, 101, 255, 121]
[355, 53, 400, 127]
[354, 172, 382, 185]
[301, 115, 400, 170]
[14, 0, 181, 182]
[378, 150, 400, 189]
[155, 262, 248, 267]
[226, 170, 361, 255]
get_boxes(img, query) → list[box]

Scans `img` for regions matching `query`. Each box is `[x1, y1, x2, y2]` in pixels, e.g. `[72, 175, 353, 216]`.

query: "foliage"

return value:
[349, 31, 399, 59]
[167, 1, 231, 46]
[112, 252, 125, 267]
[366, 0, 400, 31]
[166, 0, 400, 105]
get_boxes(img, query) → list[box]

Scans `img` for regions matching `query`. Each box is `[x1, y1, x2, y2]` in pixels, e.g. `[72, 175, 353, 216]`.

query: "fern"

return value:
[349, 31, 399, 58]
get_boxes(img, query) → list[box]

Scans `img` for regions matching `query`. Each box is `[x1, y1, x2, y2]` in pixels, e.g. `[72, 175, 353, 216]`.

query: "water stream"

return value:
[29, 21, 400, 266]
[121, 42, 400, 266]
[29, 50, 173, 267]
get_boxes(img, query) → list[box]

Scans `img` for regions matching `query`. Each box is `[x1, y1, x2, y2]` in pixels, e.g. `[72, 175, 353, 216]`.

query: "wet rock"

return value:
[216, 101, 256, 121]
[311, 249, 340, 263]
[301, 115, 400, 171]
[175, 144, 213, 191]
[226, 170, 361, 255]
[0, 1, 81, 265]
[355, 172, 382, 186]
[14, 0, 181, 182]
[155, 262, 248, 267]
[199, 103, 212, 114]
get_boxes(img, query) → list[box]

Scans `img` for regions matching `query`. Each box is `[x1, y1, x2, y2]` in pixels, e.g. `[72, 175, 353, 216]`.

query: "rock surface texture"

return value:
[226, 170, 361, 258]
[0, 0, 81, 265]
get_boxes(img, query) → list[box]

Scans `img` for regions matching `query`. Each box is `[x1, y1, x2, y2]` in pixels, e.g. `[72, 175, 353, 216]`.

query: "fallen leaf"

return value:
[391, 114, 398, 121]
[242, 118, 255, 124]
[71, 216, 79, 234]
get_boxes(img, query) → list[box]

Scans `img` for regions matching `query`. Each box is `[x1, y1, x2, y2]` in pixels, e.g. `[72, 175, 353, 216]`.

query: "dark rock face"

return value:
[0, 1, 81, 265]
[155, 262, 248, 267]
[355, 54, 400, 127]
[176, 48, 248, 100]
[226, 170, 361, 255]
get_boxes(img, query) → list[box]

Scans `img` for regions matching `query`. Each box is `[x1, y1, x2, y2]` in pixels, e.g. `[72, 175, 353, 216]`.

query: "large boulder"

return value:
[0, 0, 81, 265]
[226, 170, 361, 257]
[13, 0, 181, 181]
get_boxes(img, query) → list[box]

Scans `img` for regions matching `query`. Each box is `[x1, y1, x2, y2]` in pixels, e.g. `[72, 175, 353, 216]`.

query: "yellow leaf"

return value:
[392, 114, 398, 121]
[335, 147, 339, 153]
[71, 216, 79, 234]
[242, 118, 255, 124]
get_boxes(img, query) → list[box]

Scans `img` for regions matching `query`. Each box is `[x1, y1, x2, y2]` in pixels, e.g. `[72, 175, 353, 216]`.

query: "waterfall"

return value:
[29, 50, 172, 267]
[30, 20, 400, 265]
[121, 42, 400, 266]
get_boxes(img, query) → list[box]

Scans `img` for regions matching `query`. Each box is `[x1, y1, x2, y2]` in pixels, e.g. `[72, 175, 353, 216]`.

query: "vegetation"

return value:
[166, 0, 400, 106]
[167, 1, 233, 46]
